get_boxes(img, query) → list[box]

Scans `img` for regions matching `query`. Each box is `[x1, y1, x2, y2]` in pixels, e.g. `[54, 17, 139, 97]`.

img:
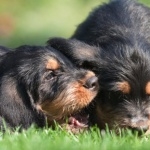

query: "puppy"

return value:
[48, 0, 150, 133]
[0, 45, 99, 131]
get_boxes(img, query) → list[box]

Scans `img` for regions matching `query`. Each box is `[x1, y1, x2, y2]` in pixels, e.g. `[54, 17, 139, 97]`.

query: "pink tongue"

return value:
[68, 116, 88, 128]
[61, 114, 89, 134]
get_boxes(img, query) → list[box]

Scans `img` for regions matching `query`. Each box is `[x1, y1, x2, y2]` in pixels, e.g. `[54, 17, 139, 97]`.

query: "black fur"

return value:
[0, 45, 98, 130]
[48, 0, 150, 131]
[0, 46, 10, 56]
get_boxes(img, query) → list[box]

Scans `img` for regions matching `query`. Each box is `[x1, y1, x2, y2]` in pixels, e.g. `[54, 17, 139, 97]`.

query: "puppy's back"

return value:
[72, 0, 150, 46]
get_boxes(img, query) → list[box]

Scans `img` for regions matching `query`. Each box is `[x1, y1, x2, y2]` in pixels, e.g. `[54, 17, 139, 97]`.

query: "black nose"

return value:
[84, 76, 98, 90]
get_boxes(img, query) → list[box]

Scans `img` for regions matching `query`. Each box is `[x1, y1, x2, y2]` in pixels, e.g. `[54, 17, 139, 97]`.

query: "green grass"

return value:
[0, 126, 150, 150]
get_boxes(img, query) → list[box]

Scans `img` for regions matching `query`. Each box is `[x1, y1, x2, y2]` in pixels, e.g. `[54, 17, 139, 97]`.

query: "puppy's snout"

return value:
[135, 120, 149, 131]
[128, 114, 150, 131]
[84, 76, 98, 90]
[131, 122, 149, 132]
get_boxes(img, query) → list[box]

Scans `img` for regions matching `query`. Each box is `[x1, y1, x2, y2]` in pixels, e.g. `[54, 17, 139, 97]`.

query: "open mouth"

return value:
[68, 113, 89, 127]
[61, 111, 89, 134]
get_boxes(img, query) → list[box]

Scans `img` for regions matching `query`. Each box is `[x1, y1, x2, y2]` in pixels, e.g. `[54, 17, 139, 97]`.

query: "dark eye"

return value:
[45, 71, 57, 80]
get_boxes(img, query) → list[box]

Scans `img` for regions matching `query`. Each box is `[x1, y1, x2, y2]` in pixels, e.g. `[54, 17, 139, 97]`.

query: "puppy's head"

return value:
[48, 38, 150, 133]
[93, 48, 150, 132]
[6, 45, 99, 130]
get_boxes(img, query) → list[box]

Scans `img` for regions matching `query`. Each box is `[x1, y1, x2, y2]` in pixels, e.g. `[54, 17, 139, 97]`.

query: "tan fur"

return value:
[38, 80, 97, 125]
[145, 82, 150, 95]
[46, 58, 60, 70]
[117, 81, 131, 94]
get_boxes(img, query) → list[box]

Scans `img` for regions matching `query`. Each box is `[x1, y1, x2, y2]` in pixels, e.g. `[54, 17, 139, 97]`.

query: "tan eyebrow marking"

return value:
[117, 81, 131, 94]
[46, 58, 60, 70]
[145, 82, 150, 95]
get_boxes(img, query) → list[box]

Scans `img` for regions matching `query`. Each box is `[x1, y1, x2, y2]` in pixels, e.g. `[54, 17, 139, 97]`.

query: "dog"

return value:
[48, 0, 150, 133]
[0, 44, 99, 131]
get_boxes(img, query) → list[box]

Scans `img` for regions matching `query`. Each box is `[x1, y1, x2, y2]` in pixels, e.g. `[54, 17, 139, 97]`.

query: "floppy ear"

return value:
[47, 38, 101, 70]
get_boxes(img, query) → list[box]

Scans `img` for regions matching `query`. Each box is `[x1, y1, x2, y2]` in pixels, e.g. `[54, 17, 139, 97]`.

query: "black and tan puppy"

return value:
[0, 45, 99, 131]
[48, 0, 150, 133]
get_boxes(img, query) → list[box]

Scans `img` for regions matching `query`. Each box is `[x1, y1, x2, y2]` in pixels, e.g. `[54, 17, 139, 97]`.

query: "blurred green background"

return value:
[0, 0, 150, 48]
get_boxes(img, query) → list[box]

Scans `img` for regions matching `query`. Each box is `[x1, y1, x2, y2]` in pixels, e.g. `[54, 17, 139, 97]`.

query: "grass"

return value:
[0, 126, 150, 150]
